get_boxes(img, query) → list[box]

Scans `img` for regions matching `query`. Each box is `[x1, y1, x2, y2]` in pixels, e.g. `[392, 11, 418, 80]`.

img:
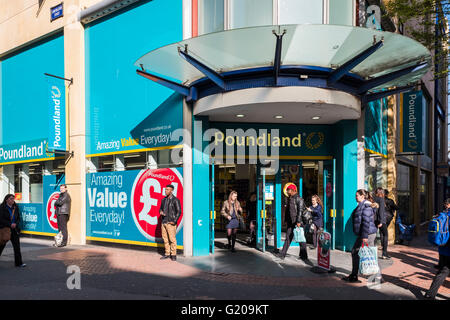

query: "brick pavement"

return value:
[1, 235, 449, 299]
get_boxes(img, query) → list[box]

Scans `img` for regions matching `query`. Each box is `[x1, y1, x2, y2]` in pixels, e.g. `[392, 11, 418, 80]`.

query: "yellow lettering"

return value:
[282, 137, 290, 147]
[247, 136, 255, 146]
[272, 137, 280, 147]
[292, 134, 301, 147]
[236, 136, 245, 147]
[225, 136, 235, 146]
[257, 133, 266, 147]
[215, 131, 224, 146]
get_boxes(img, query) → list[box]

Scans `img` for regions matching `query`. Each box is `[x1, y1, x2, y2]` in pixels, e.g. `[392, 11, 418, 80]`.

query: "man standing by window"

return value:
[159, 184, 182, 261]
[54, 184, 71, 247]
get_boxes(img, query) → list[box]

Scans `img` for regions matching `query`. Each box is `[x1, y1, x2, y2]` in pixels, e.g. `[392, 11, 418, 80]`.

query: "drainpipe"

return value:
[78, 0, 141, 24]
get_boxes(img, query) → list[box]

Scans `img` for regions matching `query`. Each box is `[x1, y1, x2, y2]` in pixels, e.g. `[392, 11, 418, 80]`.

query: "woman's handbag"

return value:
[358, 243, 380, 275]
[0, 227, 11, 245]
[293, 226, 306, 243]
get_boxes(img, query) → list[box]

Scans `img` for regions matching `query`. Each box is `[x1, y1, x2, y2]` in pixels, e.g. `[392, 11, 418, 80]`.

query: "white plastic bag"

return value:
[358, 245, 380, 275]
[54, 231, 63, 246]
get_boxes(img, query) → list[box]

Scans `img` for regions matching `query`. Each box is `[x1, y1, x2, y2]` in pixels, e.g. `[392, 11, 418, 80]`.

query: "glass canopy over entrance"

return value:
[135, 24, 431, 103]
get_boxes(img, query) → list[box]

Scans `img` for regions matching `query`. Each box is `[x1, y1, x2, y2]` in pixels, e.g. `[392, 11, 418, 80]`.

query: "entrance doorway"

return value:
[209, 160, 335, 253]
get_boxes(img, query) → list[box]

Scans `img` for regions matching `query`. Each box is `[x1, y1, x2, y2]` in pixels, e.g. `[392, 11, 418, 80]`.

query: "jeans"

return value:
[351, 233, 377, 277]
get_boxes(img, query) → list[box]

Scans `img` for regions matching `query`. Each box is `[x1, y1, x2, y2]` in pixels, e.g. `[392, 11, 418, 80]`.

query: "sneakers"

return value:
[16, 263, 26, 268]
[170, 256, 177, 261]
[381, 254, 391, 260]
[160, 255, 171, 260]
[342, 275, 361, 283]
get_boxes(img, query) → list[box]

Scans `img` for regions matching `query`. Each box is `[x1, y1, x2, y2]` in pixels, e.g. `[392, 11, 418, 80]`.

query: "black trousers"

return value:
[426, 254, 450, 298]
[0, 228, 23, 266]
[57, 214, 69, 245]
[379, 223, 389, 255]
[280, 224, 308, 259]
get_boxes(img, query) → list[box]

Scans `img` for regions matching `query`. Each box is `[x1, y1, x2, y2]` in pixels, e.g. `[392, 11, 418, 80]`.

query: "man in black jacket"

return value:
[54, 184, 71, 247]
[278, 184, 309, 262]
[374, 187, 390, 259]
[159, 184, 182, 261]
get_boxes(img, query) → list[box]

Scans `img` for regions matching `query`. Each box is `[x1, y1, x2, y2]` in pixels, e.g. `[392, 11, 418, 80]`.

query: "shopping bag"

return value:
[293, 226, 306, 243]
[239, 218, 246, 231]
[358, 244, 380, 275]
[54, 231, 63, 246]
[0, 227, 11, 245]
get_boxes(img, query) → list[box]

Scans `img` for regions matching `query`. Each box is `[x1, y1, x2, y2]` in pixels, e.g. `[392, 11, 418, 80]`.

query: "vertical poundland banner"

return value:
[47, 77, 66, 151]
[400, 90, 423, 153]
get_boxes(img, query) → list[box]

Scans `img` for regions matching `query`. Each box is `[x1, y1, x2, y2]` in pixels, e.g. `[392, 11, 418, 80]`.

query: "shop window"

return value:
[278, 0, 323, 25]
[419, 170, 430, 223]
[124, 152, 146, 171]
[97, 155, 114, 172]
[329, 0, 353, 26]
[364, 151, 387, 193]
[198, 0, 224, 35]
[14, 164, 22, 197]
[397, 163, 413, 224]
[229, 0, 272, 29]
[29, 163, 43, 203]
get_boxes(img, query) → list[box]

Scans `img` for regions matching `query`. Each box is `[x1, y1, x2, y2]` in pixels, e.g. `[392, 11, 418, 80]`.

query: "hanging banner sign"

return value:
[0, 139, 54, 165]
[400, 91, 423, 153]
[47, 76, 66, 152]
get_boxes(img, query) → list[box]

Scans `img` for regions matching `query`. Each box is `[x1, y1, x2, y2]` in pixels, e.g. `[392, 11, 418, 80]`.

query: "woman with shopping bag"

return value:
[342, 189, 378, 283]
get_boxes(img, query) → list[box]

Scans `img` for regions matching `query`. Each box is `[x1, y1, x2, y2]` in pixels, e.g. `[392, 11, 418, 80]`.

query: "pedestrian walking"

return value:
[423, 199, 450, 300]
[0, 194, 26, 267]
[342, 189, 378, 283]
[246, 192, 257, 246]
[277, 184, 309, 262]
[373, 188, 390, 259]
[306, 194, 323, 249]
[221, 191, 243, 253]
[159, 184, 182, 261]
[54, 184, 71, 247]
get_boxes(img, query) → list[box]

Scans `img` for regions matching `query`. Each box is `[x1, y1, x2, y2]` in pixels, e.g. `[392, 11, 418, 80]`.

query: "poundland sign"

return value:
[0, 139, 54, 165]
[47, 77, 66, 151]
[400, 91, 423, 153]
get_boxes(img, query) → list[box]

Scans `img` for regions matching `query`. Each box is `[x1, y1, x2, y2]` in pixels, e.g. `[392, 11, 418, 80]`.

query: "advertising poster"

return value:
[18, 175, 65, 235]
[86, 168, 184, 247]
[317, 231, 332, 270]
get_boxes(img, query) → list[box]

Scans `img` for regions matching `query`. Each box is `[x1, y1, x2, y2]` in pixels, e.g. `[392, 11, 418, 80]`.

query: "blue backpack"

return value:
[428, 212, 449, 246]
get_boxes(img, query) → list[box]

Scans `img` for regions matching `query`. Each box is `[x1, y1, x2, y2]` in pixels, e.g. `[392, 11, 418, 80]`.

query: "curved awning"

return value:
[135, 24, 431, 102]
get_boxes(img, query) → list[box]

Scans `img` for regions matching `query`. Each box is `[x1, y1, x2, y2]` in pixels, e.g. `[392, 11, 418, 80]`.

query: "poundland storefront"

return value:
[0, 0, 433, 256]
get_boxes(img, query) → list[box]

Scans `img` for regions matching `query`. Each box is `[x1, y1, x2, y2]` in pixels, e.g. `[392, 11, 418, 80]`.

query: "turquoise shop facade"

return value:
[0, 0, 434, 256]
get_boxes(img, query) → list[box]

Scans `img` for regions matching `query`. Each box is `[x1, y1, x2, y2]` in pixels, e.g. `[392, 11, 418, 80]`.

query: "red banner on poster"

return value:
[317, 231, 331, 270]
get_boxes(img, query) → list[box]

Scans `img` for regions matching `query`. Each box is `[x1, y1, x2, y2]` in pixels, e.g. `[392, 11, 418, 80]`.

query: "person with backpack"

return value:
[423, 199, 450, 299]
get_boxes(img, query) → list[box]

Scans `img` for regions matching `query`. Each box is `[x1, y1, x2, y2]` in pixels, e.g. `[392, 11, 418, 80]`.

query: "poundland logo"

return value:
[51, 86, 63, 149]
[0, 140, 46, 163]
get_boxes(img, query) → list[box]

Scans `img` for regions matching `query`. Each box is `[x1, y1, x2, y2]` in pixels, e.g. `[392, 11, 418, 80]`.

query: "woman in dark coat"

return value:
[342, 189, 377, 283]
[0, 194, 26, 267]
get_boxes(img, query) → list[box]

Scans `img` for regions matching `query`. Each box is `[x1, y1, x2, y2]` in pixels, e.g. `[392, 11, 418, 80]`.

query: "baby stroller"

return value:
[396, 214, 415, 245]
